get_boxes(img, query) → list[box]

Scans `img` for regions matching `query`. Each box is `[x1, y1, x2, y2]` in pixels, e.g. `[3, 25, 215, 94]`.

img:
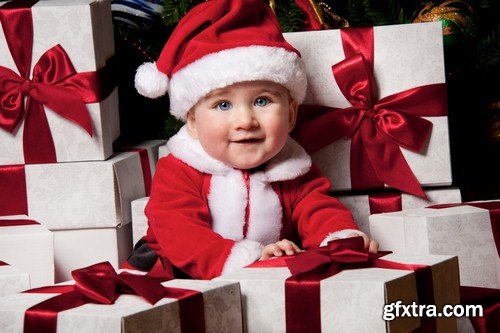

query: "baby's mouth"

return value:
[233, 138, 264, 144]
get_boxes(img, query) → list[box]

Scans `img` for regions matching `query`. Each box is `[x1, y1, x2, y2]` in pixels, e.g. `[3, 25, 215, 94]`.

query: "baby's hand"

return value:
[344, 232, 379, 254]
[260, 239, 302, 260]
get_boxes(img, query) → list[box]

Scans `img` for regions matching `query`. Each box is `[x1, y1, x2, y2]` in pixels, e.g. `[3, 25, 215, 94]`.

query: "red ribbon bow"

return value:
[274, 237, 436, 333]
[23, 262, 206, 333]
[0, 1, 112, 164]
[292, 27, 448, 198]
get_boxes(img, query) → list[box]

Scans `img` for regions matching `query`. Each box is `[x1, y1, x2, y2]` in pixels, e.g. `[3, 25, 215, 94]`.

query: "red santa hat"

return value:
[134, 0, 307, 121]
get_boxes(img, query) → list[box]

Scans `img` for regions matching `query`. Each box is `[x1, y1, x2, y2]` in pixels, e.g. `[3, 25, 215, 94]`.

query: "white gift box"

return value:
[284, 22, 452, 192]
[115, 140, 166, 179]
[216, 253, 459, 333]
[337, 187, 461, 235]
[131, 197, 149, 245]
[158, 144, 169, 159]
[370, 202, 500, 289]
[53, 223, 132, 283]
[0, 0, 120, 164]
[0, 263, 30, 297]
[0, 278, 242, 333]
[2, 151, 149, 230]
[0, 216, 54, 287]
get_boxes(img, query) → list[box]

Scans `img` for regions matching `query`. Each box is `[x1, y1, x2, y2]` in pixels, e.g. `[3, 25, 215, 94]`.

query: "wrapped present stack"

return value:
[216, 237, 460, 332]
[0, 0, 164, 289]
[280, 22, 499, 332]
[284, 22, 461, 234]
[0, 261, 243, 333]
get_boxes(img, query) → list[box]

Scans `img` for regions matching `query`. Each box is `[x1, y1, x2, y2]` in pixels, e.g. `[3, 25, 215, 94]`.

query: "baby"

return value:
[127, 0, 378, 279]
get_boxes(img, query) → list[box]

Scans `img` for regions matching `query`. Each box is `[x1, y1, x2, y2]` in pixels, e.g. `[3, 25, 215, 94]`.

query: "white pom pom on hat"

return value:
[134, 0, 307, 122]
[134, 62, 169, 99]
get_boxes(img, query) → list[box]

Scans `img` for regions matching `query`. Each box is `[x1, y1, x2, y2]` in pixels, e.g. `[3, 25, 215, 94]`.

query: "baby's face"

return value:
[186, 80, 298, 169]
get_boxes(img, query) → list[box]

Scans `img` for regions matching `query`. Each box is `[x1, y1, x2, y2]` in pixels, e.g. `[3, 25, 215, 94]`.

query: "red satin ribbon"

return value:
[460, 286, 500, 333]
[429, 201, 500, 257]
[0, 1, 114, 164]
[23, 262, 206, 333]
[0, 218, 39, 227]
[250, 237, 436, 333]
[368, 192, 403, 214]
[0, 164, 28, 215]
[0, 260, 8, 266]
[291, 27, 448, 198]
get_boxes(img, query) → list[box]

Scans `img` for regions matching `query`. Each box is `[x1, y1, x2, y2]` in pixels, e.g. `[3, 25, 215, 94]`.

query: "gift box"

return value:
[131, 197, 149, 245]
[115, 140, 166, 196]
[336, 187, 461, 235]
[370, 201, 500, 289]
[215, 238, 459, 333]
[0, 150, 151, 230]
[0, 261, 30, 297]
[158, 143, 169, 159]
[284, 22, 451, 198]
[0, 0, 120, 165]
[0, 262, 243, 333]
[53, 223, 132, 282]
[0, 216, 54, 287]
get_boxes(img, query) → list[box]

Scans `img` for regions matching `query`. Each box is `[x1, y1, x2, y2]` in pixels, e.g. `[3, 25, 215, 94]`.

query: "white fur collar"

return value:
[167, 125, 312, 182]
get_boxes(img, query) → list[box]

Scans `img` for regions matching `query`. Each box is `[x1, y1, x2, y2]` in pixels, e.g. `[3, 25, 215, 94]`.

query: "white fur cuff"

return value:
[221, 239, 263, 275]
[320, 229, 365, 247]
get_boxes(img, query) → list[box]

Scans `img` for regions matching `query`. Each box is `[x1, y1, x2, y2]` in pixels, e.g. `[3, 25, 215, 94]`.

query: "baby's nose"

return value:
[233, 106, 257, 129]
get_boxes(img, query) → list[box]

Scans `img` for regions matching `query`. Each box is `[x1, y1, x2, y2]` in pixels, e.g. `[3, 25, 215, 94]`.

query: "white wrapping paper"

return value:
[131, 197, 149, 245]
[0, 0, 120, 164]
[22, 151, 147, 230]
[336, 187, 461, 235]
[53, 223, 132, 283]
[216, 253, 459, 333]
[0, 216, 54, 287]
[0, 264, 30, 297]
[0, 279, 242, 333]
[370, 202, 500, 289]
[284, 22, 452, 192]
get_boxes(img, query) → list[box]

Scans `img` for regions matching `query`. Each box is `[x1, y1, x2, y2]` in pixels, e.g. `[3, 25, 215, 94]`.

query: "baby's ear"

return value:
[288, 99, 298, 132]
[186, 110, 199, 139]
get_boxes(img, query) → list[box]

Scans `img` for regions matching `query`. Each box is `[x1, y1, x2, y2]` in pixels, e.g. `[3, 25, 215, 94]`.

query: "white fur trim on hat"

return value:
[169, 45, 307, 121]
[135, 62, 170, 99]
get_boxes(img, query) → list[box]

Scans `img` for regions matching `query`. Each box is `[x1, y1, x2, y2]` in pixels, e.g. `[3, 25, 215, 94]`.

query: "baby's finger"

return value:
[368, 240, 379, 254]
[347, 232, 369, 249]
[269, 244, 284, 257]
[276, 240, 296, 255]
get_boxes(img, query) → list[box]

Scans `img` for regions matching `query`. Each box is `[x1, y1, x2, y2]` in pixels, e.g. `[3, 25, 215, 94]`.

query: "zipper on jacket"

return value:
[242, 170, 250, 238]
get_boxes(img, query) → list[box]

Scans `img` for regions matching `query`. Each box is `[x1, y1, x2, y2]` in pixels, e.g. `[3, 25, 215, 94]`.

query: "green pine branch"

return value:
[162, 0, 201, 27]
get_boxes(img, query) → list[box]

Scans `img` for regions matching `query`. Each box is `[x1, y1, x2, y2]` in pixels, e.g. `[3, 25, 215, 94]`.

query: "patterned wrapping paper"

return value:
[336, 187, 462, 235]
[0, 279, 243, 333]
[115, 140, 166, 179]
[370, 203, 500, 289]
[0, 263, 30, 297]
[0, 216, 54, 287]
[216, 253, 459, 333]
[2, 151, 147, 230]
[131, 197, 149, 246]
[0, 0, 120, 164]
[284, 22, 452, 194]
[52, 223, 132, 283]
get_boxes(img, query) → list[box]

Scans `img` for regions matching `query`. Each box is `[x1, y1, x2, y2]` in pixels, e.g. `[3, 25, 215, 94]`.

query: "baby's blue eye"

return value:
[217, 101, 232, 111]
[254, 97, 269, 107]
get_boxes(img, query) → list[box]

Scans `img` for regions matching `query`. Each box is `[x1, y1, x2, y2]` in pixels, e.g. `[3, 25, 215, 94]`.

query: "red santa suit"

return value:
[139, 126, 361, 279]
